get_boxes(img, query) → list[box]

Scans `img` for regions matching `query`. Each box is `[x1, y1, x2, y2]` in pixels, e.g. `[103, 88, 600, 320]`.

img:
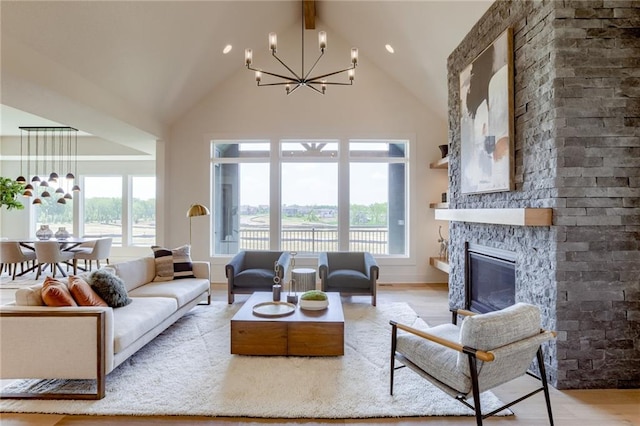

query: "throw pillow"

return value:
[41, 276, 78, 307]
[151, 245, 195, 282]
[14, 284, 45, 306]
[89, 269, 132, 308]
[68, 275, 108, 307]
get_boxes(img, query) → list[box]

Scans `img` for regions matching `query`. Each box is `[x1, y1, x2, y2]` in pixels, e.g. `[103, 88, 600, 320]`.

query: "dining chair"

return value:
[71, 237, 112, 271]
[34, 241, 76, 279]
[0, 241, 38, 280]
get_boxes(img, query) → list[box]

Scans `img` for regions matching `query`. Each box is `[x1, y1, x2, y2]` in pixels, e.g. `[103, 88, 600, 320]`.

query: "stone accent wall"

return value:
[553, 0, 640, 389]
[447, 0, 639, 389]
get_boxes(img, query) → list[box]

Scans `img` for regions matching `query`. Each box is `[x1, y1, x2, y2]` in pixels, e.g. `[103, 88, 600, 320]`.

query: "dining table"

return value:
[6, 237, 99, 277]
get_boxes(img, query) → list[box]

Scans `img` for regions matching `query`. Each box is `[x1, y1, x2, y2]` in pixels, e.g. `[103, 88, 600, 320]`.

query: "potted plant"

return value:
[0, 177, 25, 210]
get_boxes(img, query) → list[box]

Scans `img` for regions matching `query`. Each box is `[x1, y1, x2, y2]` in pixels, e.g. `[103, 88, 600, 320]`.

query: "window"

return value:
[212, 141, 270, 254]
[281, 140, 339, 253]
[82, 176, 123, 244]
[349, 141, 407, 255]
[211, 138, 409, 256]
[131, 176, 156, 246]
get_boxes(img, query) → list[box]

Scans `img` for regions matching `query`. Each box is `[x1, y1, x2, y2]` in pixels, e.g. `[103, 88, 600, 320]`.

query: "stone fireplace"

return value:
[445, 1, 639, 389]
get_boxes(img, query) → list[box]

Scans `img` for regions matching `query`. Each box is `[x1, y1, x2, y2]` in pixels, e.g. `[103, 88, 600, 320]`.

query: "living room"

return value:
[1, 0, 638, 425]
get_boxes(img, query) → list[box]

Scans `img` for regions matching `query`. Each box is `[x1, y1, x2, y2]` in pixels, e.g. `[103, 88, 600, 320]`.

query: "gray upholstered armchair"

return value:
[390, 303, 556, 425]
[225, 250, 291, 303]
[318, 251, 379, 306]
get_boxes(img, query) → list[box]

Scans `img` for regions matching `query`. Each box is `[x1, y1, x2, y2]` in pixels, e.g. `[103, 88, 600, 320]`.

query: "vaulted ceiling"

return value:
[1, 1, 491, 146]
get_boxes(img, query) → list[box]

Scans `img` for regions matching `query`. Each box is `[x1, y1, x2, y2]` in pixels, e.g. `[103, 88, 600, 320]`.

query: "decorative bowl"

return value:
[299, 299, 329, 310]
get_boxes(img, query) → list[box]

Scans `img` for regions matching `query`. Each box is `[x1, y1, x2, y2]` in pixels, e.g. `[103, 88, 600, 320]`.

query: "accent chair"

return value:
[225, 250, 291, 304]
[318, 251, 379, 306]
[390, 302, 556, 425]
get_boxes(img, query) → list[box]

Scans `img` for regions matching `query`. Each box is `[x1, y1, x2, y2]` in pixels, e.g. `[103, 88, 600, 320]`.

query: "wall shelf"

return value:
[434, 208, 552, 226]
[429, 202, 449, 209]
[429, 257, 450, 274]
[429, 157, 449, 169]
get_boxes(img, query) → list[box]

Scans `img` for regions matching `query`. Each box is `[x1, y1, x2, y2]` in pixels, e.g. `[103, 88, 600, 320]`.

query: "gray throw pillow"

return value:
[89, 269, 132, 308]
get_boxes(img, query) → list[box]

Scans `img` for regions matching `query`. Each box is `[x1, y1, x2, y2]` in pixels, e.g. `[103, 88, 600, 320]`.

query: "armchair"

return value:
[318, 251, 379, 306]
[390, 303, 556, 425]
[225, 250, 291, 303]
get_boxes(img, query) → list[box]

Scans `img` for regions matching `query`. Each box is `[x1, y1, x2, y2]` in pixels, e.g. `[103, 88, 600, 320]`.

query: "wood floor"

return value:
[1, 282, 638, 426]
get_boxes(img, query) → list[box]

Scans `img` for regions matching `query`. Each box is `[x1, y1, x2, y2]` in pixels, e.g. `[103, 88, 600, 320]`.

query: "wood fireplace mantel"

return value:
[434, 208, 552, 226]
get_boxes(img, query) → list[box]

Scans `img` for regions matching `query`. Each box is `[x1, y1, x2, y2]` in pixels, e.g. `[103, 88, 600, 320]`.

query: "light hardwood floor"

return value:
[0, 282, 638, 426]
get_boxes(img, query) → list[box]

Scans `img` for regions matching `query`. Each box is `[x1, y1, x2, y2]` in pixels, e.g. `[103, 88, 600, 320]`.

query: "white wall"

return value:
[168, 39, 449, 284]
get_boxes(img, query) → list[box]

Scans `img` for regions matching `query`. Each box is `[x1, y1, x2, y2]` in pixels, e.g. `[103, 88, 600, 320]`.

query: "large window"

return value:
[212, 141, 270, 254]
[83, 176, 123, 244]
[281, 140, 338, 253]
[131, 176, 156, 246]
[211, 138, 409, 256]
[80, 175, 156, 247]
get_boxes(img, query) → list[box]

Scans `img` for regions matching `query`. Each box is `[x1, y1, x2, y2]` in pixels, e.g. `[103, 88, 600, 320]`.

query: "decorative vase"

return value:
[55, 227, 70, 240]
[438, 144, 449, 158]
[36, 224, 53, 240]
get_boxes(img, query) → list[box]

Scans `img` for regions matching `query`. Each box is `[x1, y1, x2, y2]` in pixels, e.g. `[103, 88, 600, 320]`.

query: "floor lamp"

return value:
[186, 204, 210, 246]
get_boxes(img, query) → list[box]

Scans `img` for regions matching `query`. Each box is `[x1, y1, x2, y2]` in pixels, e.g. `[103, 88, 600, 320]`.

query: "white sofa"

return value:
[0, 256, 211, 399]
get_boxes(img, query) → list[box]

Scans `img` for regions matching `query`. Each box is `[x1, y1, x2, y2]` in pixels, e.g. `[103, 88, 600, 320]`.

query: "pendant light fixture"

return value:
[16, 126, 80, 204]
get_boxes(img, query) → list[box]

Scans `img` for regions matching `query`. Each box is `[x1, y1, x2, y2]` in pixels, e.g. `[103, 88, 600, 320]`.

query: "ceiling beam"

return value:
[304, 0, 316, 29]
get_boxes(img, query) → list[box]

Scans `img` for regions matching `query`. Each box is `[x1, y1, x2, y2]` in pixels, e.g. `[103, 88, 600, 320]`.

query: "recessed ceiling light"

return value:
[223, 44, 233, 54]
[385, 44, 395, 54]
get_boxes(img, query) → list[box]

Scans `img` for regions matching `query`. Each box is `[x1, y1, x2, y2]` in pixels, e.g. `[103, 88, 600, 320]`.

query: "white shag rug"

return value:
[0, 302, 508, 418]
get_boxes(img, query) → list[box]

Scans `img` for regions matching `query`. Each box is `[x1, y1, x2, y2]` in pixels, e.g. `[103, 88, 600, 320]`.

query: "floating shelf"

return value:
[429, 202, 449, 209]
[429, 157, 449, 169]
[434, 208, 552, 226]
[429, 257, 450, 274]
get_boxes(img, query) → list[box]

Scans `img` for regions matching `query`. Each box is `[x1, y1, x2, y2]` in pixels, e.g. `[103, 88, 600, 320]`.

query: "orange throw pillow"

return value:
[68, 275, 108, 307]
[41, 276, 78, 307]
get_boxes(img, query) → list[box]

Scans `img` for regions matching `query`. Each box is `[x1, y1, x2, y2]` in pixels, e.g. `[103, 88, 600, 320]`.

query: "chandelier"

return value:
[244, 0, 358, 95]
[15, 126, 80, 205]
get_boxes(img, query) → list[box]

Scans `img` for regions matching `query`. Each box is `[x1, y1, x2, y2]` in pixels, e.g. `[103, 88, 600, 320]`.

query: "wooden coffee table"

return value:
[230, 291, 344, 356]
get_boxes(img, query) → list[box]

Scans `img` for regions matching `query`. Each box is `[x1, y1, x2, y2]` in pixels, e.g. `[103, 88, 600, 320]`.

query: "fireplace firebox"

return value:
[465, 243, 516, 313]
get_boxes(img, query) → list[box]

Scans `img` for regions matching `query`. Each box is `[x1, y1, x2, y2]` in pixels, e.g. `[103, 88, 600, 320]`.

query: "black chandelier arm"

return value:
[287, 84, 303, 95]
[246, 65, 300, 83]
[308, 80, 354, 86]
[303, 50, 325, 81]
[271, 52, 303, 81]
[307, 65, 356, 82]
[258, 81, 299, 87]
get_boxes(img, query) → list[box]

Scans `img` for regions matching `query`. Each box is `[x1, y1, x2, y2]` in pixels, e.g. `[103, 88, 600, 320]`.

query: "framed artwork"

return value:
[459, 27, 514, 194]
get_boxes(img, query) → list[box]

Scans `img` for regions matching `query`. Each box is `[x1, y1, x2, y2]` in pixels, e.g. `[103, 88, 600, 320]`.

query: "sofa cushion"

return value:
[89, 269, 132, 308]
[396, 323, 470, 393]
[107, 257, 155, 292]
[151, 245, 195, 282]
[14, 283, 45, 306]
[233, 268, 274, 288]
[128, 278, 209, 308]
[68, 275, 108, 307]
[326, 269, 370, 289]
[41, 277, 77, 307]
[112, 297, 178, 354]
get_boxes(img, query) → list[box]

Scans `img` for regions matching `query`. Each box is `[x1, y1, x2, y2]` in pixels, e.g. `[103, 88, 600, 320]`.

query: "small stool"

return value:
[292, 268, 316, 292]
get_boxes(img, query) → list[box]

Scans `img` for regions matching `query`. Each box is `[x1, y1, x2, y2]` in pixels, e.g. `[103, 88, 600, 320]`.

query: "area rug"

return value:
[0, 302, 508, 418]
